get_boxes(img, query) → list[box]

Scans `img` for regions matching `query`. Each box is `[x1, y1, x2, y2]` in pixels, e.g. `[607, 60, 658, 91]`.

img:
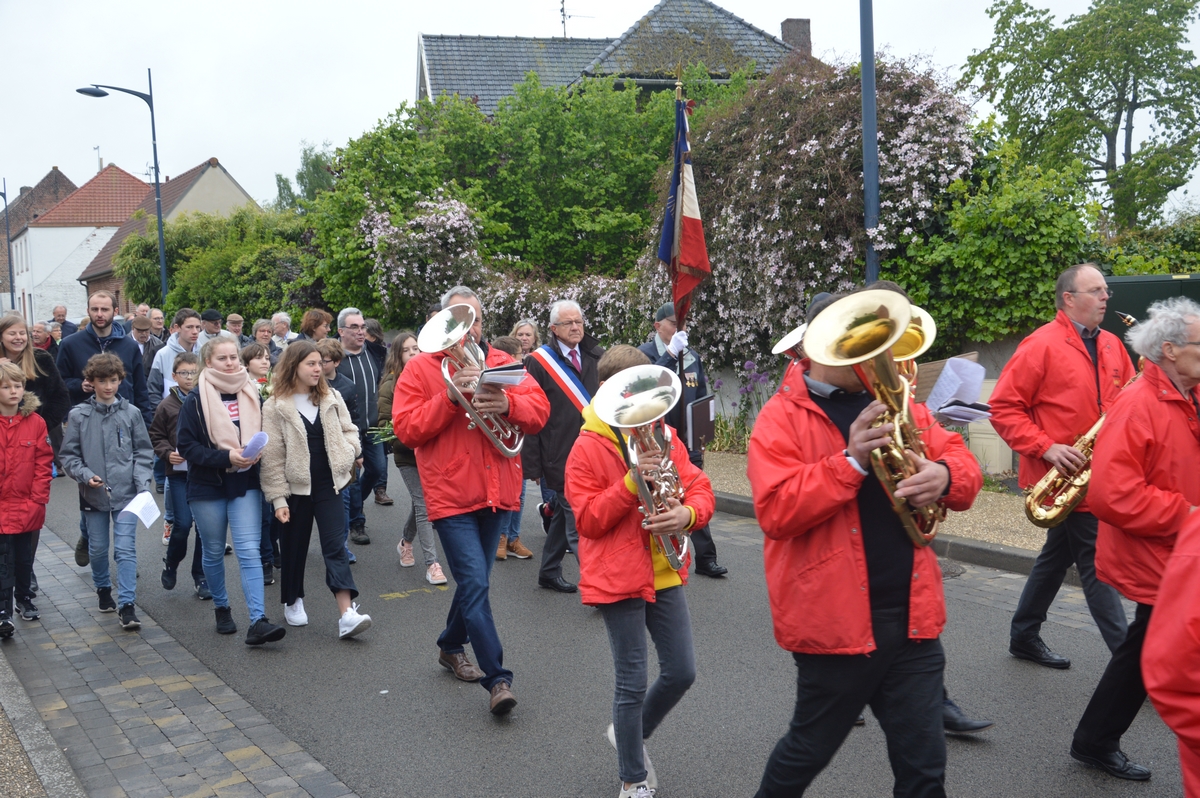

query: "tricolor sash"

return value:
[529, 344, 591, 412]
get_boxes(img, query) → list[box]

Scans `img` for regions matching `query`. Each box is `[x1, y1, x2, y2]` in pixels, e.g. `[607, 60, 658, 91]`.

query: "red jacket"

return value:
[747, 361, 982, 655]
[1143, 511, 1200, 796]
[990, 311, 1135, 513]
[566, 403, 715, 606]
[1089, 361, 1200, 605]
[392, 344, 550, 522]
[0, 404, 53, 535]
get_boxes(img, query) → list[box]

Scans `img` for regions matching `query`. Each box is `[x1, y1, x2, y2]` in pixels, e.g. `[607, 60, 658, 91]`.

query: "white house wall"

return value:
[15, 226, 116, 323]
[168, 168, 256, 219]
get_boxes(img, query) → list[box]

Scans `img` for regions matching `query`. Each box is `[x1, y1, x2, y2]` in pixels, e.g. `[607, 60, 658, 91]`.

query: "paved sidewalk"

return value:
[0, 532, 357, 798]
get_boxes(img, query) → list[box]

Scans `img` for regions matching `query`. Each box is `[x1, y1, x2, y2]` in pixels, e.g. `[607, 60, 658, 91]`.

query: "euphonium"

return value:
[893, 305, 936, 386]
[1023, 311, 1141, 528]
[803, 290, 944, 547]
[772, 323, 808, 361]
[417, 304, 524, 458]
[592, 365, 690, 571]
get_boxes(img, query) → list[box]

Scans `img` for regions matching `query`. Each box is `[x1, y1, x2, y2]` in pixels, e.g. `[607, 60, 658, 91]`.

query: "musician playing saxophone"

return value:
[991, 264, 1134, 669]
[747, 295, 981, 798]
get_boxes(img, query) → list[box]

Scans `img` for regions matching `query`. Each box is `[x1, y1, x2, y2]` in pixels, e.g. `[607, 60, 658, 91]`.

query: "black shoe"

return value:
[155, 484, 165, 494]
[350, 525, 371, 545]
[161, 560, 177, 590]
[97, 587, 116, 612]
[195, 579, 213, 600]
[538, 576, 578, 593]
[1070, 744, 1151, 781]
[245, 617, 286, 646]
[943, 698, 994, 734]
[225, 543, 233, 555]
[0, 616, 13, 638]
[854, 713, 866, 727]
[118, 604, 141, 630]
[1009, 636, 1071, 669]
[695, 561, 728, 578]
[215, 606, 237, 635]
[75, 536, 90, 567]
[17, 599, 39, 621]
[263, 564, 275, 586]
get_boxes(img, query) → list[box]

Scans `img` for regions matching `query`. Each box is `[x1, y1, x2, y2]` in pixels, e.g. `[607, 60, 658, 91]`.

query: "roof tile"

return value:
[29, 164, 148, 228]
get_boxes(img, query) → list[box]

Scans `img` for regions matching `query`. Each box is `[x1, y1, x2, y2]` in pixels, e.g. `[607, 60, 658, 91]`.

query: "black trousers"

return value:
[539, 495, 579, 582]
[1073, 602, 1153, 754]
[690, 524, 716, 566]
[756, 608, 947, 798]
[0, 531, 35, 618]
[279, 487, 357, 607]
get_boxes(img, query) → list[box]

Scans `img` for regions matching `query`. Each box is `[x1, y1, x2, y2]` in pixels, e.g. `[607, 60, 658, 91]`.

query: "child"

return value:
[0, 362, 53, 636]
[60, 353, 154, 631]
[149, 353, 209, 598]
[564, 346, 715, 798]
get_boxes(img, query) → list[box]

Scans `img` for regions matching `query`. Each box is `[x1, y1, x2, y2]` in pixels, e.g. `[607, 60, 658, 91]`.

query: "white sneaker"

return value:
[606, 724, 657, 790]
[338, 603, 372, 639]
[617, 782, 653, 798]
[284, 598, 308, 627]
[426, 562, 448, 585]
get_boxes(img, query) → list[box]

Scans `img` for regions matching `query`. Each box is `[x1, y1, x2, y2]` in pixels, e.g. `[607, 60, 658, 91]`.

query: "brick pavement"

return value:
[0, 532, 358, 798]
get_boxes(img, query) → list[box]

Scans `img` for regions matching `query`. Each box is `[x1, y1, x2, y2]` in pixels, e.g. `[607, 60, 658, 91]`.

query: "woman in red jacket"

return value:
[565, 346, 715, 798]
[0, 362, 54, 636]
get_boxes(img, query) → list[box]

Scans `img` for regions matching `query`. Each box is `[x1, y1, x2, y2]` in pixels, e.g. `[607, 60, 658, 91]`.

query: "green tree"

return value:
[962, 0, 1200, 229]
[273, 141, 336, 211]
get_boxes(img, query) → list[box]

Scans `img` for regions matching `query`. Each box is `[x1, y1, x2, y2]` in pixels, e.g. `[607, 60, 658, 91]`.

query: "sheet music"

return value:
[925, 357, 992, 423]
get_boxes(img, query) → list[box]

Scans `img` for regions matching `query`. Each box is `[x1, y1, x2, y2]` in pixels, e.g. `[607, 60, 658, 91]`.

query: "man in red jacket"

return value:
[393, 286, 550, 716]
[1068, 296, 1200, 782]
[747, 296, 982, 797]
[990, 263, 1135, 668]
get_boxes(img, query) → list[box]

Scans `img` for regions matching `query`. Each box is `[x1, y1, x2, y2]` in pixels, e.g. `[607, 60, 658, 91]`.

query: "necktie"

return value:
[569, 349, 581, 372]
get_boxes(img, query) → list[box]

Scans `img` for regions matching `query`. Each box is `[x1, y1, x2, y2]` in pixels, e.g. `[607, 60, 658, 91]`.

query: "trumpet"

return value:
[592, 364, 691, 571]
[417, 304, 524, 458]
[803, 290, 944, 547]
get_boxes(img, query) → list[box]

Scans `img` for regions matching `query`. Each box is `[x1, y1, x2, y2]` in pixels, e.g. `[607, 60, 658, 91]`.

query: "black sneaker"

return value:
[263, 563, 275, 586]
[75, 536, 90, 567]
[195, 579, 213, 600]
[215, 606, 237, 635]
[225, 543, 233, 555]
[0, 616, 13, 639]
[97, 587, 116, 612]
[244, 617, 286, 646]
[17, 599, 39, 621]
[118, 604, 141, 630]
[349, 525, 371, 545]
[161, 559, 177, 590]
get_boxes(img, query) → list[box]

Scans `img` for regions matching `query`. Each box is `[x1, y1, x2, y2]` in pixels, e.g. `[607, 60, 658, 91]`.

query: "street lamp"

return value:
[77, 68, 168, 303]
[860, 0, 880, 284]
[1, 179, 12, 313]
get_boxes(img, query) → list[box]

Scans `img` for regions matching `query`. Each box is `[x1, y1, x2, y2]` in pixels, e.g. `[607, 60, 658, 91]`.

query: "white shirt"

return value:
[556, 338, 580, 366]
[292, 392, 319, 423]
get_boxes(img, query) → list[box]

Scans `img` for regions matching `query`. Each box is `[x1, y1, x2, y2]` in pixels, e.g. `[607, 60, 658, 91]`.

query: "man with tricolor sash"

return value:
[524, 300, 604, 594]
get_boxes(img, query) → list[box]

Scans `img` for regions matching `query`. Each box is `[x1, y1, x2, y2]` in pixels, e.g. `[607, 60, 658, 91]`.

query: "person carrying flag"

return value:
[524, 300, 604, 594]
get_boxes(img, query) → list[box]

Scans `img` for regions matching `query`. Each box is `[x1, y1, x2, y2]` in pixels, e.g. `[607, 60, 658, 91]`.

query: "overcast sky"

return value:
[3, 0, 1196, 211]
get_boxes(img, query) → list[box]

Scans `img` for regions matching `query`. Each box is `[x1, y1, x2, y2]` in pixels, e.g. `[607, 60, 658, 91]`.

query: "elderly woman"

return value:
[511, 319, 540, 356]
[252, 320, 281, 366]
[299, 310, 332, 342]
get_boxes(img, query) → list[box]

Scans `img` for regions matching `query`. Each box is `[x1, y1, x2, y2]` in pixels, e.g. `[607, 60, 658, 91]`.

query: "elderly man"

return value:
[51, 305, 77, 338]
[148, 308, 167, 342]
[338, 307, 389, 542]
[991, 263, 1134, 668]
[130, 316, 165, 376]
[196, 310, 223, 348]
[523, 299, 603, 592]
[31, 321, 58, 360]
[638, 302, 728, 578]
[272, 312, 299, 349]
[225, 313, 254, 348]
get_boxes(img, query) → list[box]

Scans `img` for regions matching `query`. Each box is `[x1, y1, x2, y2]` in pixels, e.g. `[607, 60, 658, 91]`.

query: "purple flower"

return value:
[743, 360, 756, 371]
[712, 378, 724, 391]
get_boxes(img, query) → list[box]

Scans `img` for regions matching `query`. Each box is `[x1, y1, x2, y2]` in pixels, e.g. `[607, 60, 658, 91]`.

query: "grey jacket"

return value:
[60, 396, 154, 512]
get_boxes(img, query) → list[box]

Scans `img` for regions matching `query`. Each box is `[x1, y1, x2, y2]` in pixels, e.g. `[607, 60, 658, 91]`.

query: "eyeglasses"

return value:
[174, 371, 198, 378]
[552, 320, 584, 328]
[1069, 288, 1114, 299]
[321, 359, 334, 365]
[342, 324, 366, 332]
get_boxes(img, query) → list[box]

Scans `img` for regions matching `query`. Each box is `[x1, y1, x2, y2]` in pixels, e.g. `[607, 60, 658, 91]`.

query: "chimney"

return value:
[20, 186, 31, 196]
[781, 18, 811, 58]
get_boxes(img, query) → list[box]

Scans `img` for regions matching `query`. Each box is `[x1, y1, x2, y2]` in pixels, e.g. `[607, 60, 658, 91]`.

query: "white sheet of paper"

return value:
[925, 357, 986, 413]
[237, 431, 269, 472]
[172, 458, 188, 472]
[119, 491, 161, 529]
[479, 368, 528, 386]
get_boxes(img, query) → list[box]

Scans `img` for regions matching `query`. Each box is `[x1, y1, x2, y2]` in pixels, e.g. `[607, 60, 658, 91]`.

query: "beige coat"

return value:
[261, 389, 361, 509]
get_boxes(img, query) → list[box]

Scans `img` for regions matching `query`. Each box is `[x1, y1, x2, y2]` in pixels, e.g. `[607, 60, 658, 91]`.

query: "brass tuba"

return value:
[417, 304, 524, 458]
[893, 305, 936, 386]
[803, 290, 944, 547]
[592, 364, 691, 571]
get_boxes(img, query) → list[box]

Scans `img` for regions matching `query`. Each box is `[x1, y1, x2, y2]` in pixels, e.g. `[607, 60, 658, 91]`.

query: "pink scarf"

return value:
[198, 366, 262, 455]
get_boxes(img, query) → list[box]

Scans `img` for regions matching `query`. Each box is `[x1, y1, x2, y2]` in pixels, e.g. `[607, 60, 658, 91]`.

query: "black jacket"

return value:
[328, 373, 361, 433]
[139, 336, 166, 377]
[522, 334, 603, 493]
[27, 349, 71, 429]
[175, 390, 260, 501]
[56, 322, 152, 427]
[638, 338, 709, 465]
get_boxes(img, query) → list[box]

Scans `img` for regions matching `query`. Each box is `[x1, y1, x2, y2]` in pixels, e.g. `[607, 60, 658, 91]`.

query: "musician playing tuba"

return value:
[990, 264, 1135, 670]
[565, 346, 714, 798]
[747, 291, 982, 798]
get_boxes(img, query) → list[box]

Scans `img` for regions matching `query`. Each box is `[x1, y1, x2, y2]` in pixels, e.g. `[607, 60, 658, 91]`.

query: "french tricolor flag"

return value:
[657, 94, 711, 329]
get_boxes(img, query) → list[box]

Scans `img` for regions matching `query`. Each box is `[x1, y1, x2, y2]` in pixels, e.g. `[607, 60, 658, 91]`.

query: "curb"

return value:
[713, 490, 1081, 588]
[0, 639, 88, 798]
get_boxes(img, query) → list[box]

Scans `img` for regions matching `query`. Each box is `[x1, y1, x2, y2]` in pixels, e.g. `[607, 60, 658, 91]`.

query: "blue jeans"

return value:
[84, 509, 138, 607]
[434, 508, 513, 691]
[348, 439, 387, 528]
[154, 454, 167, 489]
[502, 481, 526, 541]
[164, 478, 203, 581]
[163, 472, 174, 524]
[190, 491, 266, 622]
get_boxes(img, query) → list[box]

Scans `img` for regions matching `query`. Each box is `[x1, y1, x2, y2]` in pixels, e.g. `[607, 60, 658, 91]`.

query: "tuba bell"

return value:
[417, 304, 525, 458]
[772, 323, 808, 361]
[803, 290, 944, 547]
[892, 305, 936, 386]
[592, 364, 691, 571]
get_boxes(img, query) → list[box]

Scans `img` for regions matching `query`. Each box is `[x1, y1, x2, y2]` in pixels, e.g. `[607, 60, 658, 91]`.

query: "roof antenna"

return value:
[561, 0, 567, 37]
[93, 145, 102, 174]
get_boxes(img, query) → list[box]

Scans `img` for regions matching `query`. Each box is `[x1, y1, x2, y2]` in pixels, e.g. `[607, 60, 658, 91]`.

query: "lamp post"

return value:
[77, 68, 168, 303]
[1, 179, 12, 313]
[860, 0, 880, 284]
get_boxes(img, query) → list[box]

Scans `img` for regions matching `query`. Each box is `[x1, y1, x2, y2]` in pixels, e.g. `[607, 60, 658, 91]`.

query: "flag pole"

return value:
[673, 78, 689, 450]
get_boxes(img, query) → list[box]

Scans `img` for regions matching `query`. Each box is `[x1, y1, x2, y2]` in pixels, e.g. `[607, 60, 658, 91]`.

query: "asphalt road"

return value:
[39, 467, 1181, 797]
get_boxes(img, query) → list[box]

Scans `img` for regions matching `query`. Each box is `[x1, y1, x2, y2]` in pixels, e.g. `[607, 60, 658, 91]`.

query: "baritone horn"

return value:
[417, 304, 524, 458]
[893, 305, 936, 385]
[803, 290, 944, 546]
[592, 365, 690, 571]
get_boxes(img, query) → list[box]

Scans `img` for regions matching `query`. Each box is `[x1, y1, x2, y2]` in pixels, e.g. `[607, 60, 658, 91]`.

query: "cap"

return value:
[201, 309, 222, 322]
[131, 316, 153, 331]
[226, 313, 243, 323]
[654, 302, 676, 323]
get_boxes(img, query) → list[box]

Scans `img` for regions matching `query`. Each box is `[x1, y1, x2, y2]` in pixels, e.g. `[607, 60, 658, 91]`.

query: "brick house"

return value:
[0, 167, 78, 312]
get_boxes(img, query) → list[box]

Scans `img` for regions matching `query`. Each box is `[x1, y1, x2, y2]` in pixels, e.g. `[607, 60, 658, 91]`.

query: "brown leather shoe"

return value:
[507, 537, 533, 559]
[438, 650, 484, 682]
[489, 681, 517, 715]
[374, 488, 394, 506]
[496, 536, 508, 561]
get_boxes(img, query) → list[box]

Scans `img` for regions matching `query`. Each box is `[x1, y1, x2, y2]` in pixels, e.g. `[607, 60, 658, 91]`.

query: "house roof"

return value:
[27, 164, 146, 229]
[418, 35, 613, 115]
[584, 0, 793, 79]
[1, 168, 78, 235]
[78, 158, 217, 283]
